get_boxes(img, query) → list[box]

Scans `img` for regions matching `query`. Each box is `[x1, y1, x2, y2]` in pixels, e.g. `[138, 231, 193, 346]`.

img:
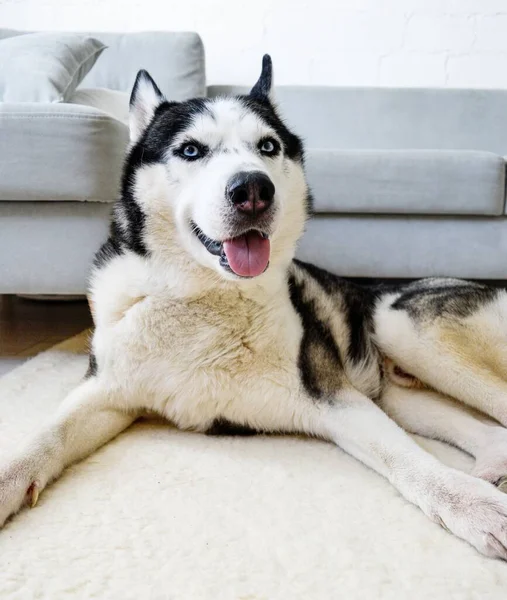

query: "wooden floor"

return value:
[0, 295, 92, 376]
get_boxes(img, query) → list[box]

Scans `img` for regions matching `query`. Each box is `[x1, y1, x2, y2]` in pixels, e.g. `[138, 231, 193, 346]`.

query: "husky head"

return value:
[120, 55, 310, 281]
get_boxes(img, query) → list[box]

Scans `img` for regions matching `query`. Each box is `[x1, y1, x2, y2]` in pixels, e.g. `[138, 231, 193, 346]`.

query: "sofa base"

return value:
[0, 202, 110, 294]
[1, 202, 505, 294]
[300, 215, 507, 280]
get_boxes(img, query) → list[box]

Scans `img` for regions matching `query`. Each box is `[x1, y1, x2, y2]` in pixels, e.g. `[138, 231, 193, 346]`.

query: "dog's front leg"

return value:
[0, 378, 135, 527]
[321, 387, 507, 559]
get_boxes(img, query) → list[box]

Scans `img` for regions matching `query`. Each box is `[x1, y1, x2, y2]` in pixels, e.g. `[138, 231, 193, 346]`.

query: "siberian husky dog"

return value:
[3, 56, 507, 560]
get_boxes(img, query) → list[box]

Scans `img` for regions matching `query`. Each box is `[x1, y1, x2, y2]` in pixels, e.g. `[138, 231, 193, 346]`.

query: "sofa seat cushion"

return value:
[306, 149, 505, 216]
[0, 101, 129, 202]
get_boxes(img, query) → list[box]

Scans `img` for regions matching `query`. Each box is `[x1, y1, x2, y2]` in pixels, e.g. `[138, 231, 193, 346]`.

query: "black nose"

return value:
[227, 171, 275, 217]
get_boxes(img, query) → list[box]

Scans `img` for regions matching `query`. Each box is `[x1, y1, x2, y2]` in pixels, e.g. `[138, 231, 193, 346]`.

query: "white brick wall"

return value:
[2, 0, 507, 88]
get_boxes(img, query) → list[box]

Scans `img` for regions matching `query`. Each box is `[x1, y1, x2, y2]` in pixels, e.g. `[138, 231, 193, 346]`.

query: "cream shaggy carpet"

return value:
[1, 333, 507, 599]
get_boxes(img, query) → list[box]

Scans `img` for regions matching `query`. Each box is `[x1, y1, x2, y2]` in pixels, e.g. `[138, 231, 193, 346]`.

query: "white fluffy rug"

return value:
[1, 333, 507, 599]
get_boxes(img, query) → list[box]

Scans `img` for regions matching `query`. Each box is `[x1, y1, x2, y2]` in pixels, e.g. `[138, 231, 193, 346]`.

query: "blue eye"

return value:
[259, 138, 278, 155]
[182, 144, 200, 158]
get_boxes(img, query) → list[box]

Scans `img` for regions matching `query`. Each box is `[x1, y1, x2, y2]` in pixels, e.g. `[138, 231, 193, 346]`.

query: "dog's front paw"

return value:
[427, 472, 507, 559]
[0, 459, 43, 528]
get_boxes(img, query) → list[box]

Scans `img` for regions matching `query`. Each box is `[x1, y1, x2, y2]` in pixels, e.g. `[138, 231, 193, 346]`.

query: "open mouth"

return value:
[192, 222, 270, 278]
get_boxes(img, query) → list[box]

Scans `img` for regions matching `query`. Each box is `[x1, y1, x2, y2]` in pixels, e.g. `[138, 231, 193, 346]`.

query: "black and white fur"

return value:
[3, 56, 507, 560]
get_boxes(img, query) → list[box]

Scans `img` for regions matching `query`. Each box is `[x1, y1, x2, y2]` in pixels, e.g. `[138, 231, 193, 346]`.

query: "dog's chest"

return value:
[103, 288, 303, 429]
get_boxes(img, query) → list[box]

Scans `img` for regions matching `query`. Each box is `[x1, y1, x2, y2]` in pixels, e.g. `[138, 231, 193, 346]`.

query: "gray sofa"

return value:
[1, 30, 506, 294]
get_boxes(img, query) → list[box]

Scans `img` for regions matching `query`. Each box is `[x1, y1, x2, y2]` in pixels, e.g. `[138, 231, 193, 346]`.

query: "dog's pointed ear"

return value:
[249, 54, 273, 100]
[129, 69, 165, 142]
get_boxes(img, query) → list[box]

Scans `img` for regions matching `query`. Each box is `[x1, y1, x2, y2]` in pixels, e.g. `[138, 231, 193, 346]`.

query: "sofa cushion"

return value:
[0, 33, 106, 103]
[0, 102, 128, 202]
[208, 86, 507, 155]
[306, 150, 505, 216]
[0, 30, 206, 100]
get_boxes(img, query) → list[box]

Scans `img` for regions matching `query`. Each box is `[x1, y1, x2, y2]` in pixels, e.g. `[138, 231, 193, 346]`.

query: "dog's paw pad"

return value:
[26, 481, 40, 508]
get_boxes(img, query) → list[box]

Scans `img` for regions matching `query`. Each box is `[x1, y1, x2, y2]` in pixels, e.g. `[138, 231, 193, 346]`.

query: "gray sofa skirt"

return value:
[0, 202, 505, 294]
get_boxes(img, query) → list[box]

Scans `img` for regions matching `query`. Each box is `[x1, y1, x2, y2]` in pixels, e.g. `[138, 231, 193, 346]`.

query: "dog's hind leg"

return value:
[379, 383, 507, 491]
[375, 291, 507, 428]
[0, 377, 136, 528]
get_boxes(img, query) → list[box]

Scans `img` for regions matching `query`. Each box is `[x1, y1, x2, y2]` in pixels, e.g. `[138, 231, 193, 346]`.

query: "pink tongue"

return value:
[223, 231, 270, 277]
